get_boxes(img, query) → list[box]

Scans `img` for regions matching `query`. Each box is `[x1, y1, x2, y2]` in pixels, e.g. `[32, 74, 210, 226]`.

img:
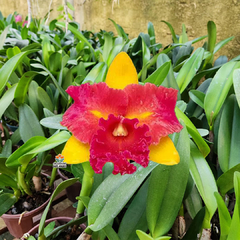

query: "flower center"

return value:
[112, 123, 128, 137]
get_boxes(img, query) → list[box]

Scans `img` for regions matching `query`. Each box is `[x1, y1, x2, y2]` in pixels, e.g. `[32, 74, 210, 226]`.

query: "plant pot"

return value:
[1, 173, 52, 238]
[57, 168, 81, 202]
[20, 217, 73, 240]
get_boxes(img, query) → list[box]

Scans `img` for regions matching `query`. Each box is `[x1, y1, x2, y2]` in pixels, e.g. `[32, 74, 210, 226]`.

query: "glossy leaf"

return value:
[227, 172, 240, 240]
[0, 25, 10, 49]
[189, 90, 205, 108]
[40, 114, 66, 130]
[19, 103, 45, 142]
[102, 33, 113, 62]
[0, 174, 18, 189]
[103, 224, 120, 240]
[0, 49, 38, 91]
[176, 48, 204, 93]
[233, 68, 240, 108]
[56, 22, 97, 61]
[214, 36, 234, 54]
[88, 162, 158, 232]
[14, 71, 38, 106]
[204, 61, 240, 128]
[0, 84, 17, 119]
[182, 207, 205, 240]
[218, 95, 240, 172]
[161, 21, 178, 43]
[207, 21, 217, 54]
[109, 18, 128, 41]
[0, 139, 12, 158]
[146, 124, 190, 238]
[184, 184, 202, 219]
[118, 179, 149, 240]
[144, 61, 171, 86]
[0, 193, 18, 216]
[38, 178, 79, 237]
[214, 192, 231, 240]
[217, 164, 240, 196]
[175, 107, 210, 157]
[37, 87, 54, 112]
[190, 141, 218, 228]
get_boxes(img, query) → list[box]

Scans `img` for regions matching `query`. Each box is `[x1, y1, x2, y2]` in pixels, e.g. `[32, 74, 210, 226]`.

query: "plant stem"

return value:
[49, 167, 57, 187]
[76, 162, 94, 215]
[17, 167, 32, 196]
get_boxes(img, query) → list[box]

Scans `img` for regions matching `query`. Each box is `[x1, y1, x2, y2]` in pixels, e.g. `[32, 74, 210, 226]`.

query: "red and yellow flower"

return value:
[61, 52, 182, 175]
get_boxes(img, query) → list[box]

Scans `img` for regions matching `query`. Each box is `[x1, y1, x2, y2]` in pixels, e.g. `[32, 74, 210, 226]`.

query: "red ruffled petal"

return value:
[90, 114, 151, 175]
[124, 83, 182, 144]
[61, 83, 128, 143]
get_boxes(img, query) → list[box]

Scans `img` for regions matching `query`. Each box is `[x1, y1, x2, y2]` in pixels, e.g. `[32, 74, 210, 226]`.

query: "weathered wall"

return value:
[1, 0, 240, 58]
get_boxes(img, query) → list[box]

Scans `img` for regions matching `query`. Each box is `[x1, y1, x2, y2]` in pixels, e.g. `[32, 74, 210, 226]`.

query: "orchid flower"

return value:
[61, 52, 182, 175]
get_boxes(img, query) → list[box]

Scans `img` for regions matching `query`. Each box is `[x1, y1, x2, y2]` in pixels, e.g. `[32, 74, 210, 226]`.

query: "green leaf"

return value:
[0, 193, 18, 216]
[19, 103, 45, 142]
[102, 33, 113, 62]
[214, 192, 231, 239]
[40, 114, 66, 130]
[88, 162, 158, 232]
[148, 22, 156, 45]
[176, 48, 204, 93]
[38, 178, 78, 237]
[146, 124, 190, 238]
[56, 22, 97, 61]
[82, 62, 107, 84]
[204, 61, 240, 128]
[49, 52, 62, 72]
[136, 230, 154, 240]
[118, 179, 149, 240]
[207, 21, 217, 54]
[14, 71, 38, 107]
[57, 5, 64, 11]
[0, 157, 16, 176]
[67, 1, 75, 11]
[0, 49, 37, 91]
[0, 174, 18, 189]
[157, 54, 180, 95]
[6, 131, 70, 168]
[0, 84, 17, 119]
[161, 21, 178, 43]
[175, 107, 210, 158]
[182, 207, 205, 240]
[233, 69, 240, 108]
[0, 25, 10, 50]
[37, 87, 54, 112]
[30, 63, 68, 101]
[190, 141, 218, 228]
[227, 172, 240, 240]
[0, 139, 12, 158]
[102, 224, 120, 240]
[189, 90, 205, 108]
[184, 184, 203, 219]
[144, 61, 170, 86]
[44, 221, 55, 237]
[141, 36, 151, 81]
[214, 36, 234, 54]
[217, 164, 240, 196]
[218, 95, 240, 172]
[109, 18, 128, 41]
[71, 163, 84, 183]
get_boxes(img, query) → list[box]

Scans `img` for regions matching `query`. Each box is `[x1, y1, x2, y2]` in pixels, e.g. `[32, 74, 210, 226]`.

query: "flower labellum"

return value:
[61, 52, 182, 175]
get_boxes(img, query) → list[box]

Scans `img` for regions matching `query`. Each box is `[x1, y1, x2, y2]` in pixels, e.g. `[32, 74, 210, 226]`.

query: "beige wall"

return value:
[1, 0, 240, 59]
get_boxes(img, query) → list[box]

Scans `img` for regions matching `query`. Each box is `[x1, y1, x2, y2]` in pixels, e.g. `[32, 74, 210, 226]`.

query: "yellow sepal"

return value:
[62, 135, 90, 164]
[149, 136, 180, 165]
[105, 52, 138, 89]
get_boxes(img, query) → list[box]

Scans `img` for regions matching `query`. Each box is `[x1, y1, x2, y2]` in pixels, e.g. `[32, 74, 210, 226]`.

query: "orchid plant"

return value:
[59, 52, 184, 239]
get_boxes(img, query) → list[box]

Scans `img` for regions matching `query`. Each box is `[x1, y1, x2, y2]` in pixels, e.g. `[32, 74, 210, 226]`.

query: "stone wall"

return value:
[1, 0, 240, 58]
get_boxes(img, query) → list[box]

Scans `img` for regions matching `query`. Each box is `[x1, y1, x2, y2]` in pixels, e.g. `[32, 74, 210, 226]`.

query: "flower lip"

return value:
[112, 122, 128, 137]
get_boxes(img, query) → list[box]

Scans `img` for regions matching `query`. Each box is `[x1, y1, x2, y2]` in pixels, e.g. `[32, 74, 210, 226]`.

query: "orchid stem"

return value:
[17, 167, 32, 196]
[76, 162, 94, 214]
[49, 167, 57, 187]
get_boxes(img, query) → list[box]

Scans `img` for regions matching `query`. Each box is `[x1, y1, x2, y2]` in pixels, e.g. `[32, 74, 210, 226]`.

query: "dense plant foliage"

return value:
[0, 11, 240, 240]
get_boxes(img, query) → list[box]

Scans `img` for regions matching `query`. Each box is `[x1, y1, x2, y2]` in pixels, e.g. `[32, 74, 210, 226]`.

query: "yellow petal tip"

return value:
[149, 136, 180, 165]
[105, 52, 138, 89]
[62, 135, 90, 164]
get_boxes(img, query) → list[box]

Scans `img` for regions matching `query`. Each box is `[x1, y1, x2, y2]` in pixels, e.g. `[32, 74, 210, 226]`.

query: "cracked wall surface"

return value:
[1, 0, 240, 59]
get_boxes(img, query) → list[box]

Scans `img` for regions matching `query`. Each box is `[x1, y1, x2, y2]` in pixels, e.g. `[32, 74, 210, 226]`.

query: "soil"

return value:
[7, 175, 53, 215]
